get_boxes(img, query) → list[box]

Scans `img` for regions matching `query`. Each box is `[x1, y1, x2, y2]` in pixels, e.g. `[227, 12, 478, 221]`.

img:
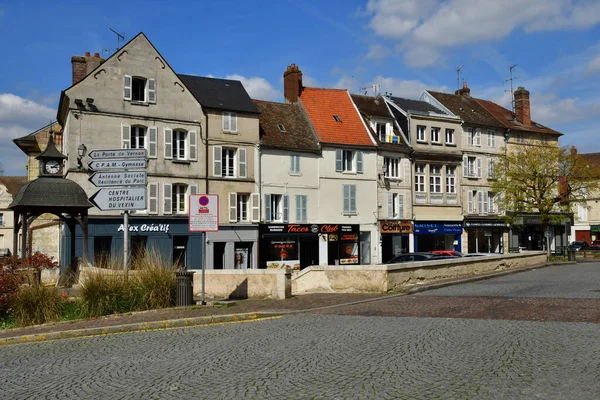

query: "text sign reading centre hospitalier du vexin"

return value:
[89, 187, 147, 211]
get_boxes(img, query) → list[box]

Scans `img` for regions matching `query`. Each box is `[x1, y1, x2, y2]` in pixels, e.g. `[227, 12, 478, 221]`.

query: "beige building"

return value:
[0, 177, 27, 257]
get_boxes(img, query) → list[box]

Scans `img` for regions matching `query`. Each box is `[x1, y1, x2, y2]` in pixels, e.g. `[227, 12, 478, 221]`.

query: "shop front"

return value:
[508, 214, 571, 255]
[413, 222, 463, 252]
[206, 225, 258, 269]
[379, 220, 413, 263]
[259, 224, 360, 269]
[463, 219, 508, 254]
[63, 217, 204, 270]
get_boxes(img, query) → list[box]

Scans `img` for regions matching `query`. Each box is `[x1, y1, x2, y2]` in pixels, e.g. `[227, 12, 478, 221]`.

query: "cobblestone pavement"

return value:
[1, 263, 599, 399]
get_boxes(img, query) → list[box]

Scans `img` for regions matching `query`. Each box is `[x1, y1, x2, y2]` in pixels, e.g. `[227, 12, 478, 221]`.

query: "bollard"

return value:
[176, 271, 195, 306]
[567, 250, 576, 262]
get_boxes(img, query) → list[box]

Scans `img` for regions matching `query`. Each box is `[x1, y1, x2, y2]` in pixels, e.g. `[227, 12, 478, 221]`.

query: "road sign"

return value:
[88, 158, 147, 171]
[189, 194, 219, 232]
[89, 171, 147, 187]
[89, 187, 147, 211]
[88, 148, 147, 159]
[544, 230, 552, 238]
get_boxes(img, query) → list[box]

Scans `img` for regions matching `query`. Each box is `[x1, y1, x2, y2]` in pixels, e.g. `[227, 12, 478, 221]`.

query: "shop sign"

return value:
[414, 222, 463, 234]
[591, 225, 600, 233]
[117, 223, 170, 233]
[380, 221, 413, 234]
[260, 224, 359, 235]
[464, 220, 509, 228]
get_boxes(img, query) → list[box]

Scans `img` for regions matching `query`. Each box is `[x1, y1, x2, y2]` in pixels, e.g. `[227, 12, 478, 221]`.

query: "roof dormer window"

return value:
[333, 115, 342, 122]
[123, 75, 156, 104]
[277, 124, 286, 132]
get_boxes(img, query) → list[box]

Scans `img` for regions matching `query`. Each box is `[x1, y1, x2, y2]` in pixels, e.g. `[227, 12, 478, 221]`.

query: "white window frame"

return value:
[222, 147, 237, 178]
[290, 155, 301, 175]
[172, 183, 188, 214]
[475, 128, 482, 146]
[415, 164, 426, 193]
[487, 129, 496, 147]
[342, 150, 354, 172]
[237, 193, 250, 222]
[445, 128, 454, 145]
[429, 165, 442, 193]
[488, 192, 495, 214]
[0, 213, 4, 226]
[172, 129, 187, 160]
[578, 204, 588, 222]
[271, 194, 283, 222]
[384, 157, 400, 179]
[431, 127, 441, 143]
[446, 166, 456, 193]
[416, 125, 426, 142]
[130, 126, 147, 149]
[343, 184, 357, 214]
[488, 158, 496, 179]
[223, 112, 238, 133]
[131, 76, 147, 103]
[376, 123, 387, 142]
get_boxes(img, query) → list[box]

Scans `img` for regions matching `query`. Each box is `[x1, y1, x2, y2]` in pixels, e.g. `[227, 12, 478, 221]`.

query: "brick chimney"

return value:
[514, 86, 531, 126]
[455, 81, 471, 97]
[71, 52, 105, 85]
[284, 64, 303, 103]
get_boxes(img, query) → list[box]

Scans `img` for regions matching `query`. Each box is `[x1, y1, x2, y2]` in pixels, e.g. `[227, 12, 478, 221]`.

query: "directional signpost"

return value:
[88, 148, 148, 271]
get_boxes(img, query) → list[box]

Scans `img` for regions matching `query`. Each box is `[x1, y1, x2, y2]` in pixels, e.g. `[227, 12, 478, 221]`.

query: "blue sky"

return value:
[1, 0, 600, 176]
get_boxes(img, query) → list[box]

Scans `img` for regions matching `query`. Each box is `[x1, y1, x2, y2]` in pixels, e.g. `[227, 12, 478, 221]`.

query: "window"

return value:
[173, 130, 187, 160]
[384, 157, 400, 179]
[0, 213, 3, 226]
[222, 148, 236, 177]
[130, 126, 146, 149]
[416, 125, 426, 142]
[266, 194, 287, 222]
[335, 149, 363, 173]
[333, 115, 342, 122]
[516, 134, 524, 143]
[213, 146, 246, 178]
[230, 193, 259, 223]
[488, 158, 496, 179]
[431, 127, 440, 143]
[172, 184, 188, 213]
[487, 129, 496, 147]
[277, 124, 286, 132]
[290, 155, 300, 175]
[542, 136, 548, 144]
[578, 204, 588, 222]
[415, 165, 425, 192]
[123, 76, 156, 103]
[464, 156, 481, 178]
[343, 185, 356, 214]
[342, 150, 354, 172]
[446, 166, 456, 193]
[429, 165, 442, 193]
[296, 195, 307, 223]
[388, 193, 404, 219]
[468, 190, 476, 214]
[376, 123, 386, 141]
[132, 77, 147, 102]
[446, 129, 454, 144]
[487, 192, 495, 214]
[223, 112, 238, 132]
[466, 127, 481, 146]
[94, 237, 112, 265]
[237, 193, 249, 222]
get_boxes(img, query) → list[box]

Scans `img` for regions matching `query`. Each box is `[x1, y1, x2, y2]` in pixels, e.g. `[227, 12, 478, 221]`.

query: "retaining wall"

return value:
[192, 269, 292, 300]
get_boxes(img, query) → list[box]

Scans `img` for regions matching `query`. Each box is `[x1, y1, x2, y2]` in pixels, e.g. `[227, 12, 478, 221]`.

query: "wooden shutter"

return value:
[123, 75, 132, 100]
[251, 193, 260, 222]
[488, 193, 494, 213]
[467, 128, 473, 145]
[164, 128, 172, 160]
[482, 191, 489, 213]
[283, 194, 289, 223]
[147, 79, 156, 103]
[335, 149, 342, 172]
[223, 112, 230, 131]
[148, 127, 157, 158]
[295, 195, 301, 222]
[190, 184, 198, 195]
[477, 158, 482, 177]
[398, 195, 404, 219]
[189, 130, 197, 161]
[468, 191, 474, 214]
[475, 128, 481, 146]
[163, 183, 172, 215]
[148, 183, 158, 214]
[477, 191, 483, 214]
[229, 192, 237, 222]
[231, 113, 238, 132]
[350, 185, 356, 213]
[238, 148, 247, 178]
[463, 156, 468, 177]
[264, 194, 271, 222]
[213, 146, 222, 177]
[356, 151, 364, 174]
[121, 124, 130, 149]
[387, 193, 394, 218]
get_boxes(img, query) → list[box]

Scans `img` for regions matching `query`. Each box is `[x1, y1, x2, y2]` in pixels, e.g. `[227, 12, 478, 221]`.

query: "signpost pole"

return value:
[201, 236, 206, 305]
[124, 210, 129, 274]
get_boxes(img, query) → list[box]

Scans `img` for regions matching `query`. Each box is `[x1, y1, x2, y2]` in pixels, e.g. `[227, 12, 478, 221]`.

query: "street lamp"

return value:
[77, 143, 87, 169]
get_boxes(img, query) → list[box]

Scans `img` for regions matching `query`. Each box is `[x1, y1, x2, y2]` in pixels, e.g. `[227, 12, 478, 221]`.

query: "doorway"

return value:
[299, 237, 318, 269]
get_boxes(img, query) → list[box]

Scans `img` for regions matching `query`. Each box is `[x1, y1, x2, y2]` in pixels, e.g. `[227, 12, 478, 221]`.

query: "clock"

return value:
[45, 160, 61, 174]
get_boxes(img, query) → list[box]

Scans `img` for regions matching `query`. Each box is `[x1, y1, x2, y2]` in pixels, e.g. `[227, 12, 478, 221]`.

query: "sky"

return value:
[1, 0, 600, 176]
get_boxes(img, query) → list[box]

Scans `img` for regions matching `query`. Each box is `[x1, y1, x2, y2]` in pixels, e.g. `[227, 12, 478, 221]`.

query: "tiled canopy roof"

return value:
[10, 178, 92, 210]
[299, 88, 374, 147]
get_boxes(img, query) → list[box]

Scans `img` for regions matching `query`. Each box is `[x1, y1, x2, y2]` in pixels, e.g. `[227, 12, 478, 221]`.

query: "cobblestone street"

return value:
[1, 263, 599, 399]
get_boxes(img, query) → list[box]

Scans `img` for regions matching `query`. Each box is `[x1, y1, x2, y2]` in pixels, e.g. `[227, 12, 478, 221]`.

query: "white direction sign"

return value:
[89, 171, 147, 187]
[189, 194, 219, 232]
[89, 187, 147, 211]
[88, 148, 147, 159]
[88, 158, 147, 171]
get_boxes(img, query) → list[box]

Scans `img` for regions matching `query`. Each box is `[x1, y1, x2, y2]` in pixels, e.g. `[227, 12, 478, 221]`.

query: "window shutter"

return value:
[190, 184, 198, 195]
[283, 194, 289, 223]
[467, 128, 473, 145]
[213, 146, 222, 177]
[251, 193, 260, 222]
[477, 158, 482, 177]
[356, 151, 364, 174]
[350, 185, 356, 213]
[123, 75, 132, 100]
[388, 193, 394, 218]
[163, 183, 172, 215]
[475, 128, 481, 146]
[468, 191, 474, 214]
[487, 130, 491, 147]
[148, 127, 157, 158]
[295, 155, 300, 173]
[477, 191, 483, 214]
[148, 78, 156, 104]
[164, 128, 172, 160]
[189, 130, 197, 161]
[483, 192, 489, 213]
[231, 113, 237, 132]
[148, 183, 158, 214]
[121, 124, 130, 149]
[295, 195, 302, 222]
[264, 194, 271, 223]
[398, 195, 404, 219]
[489, 193, 495, 213]
[229, 192, 237, 222]
[238, 148, 247, 178]
[223, 113, 230, 131]
[335, 149, 342, 172]
[463, 156, 468, 177]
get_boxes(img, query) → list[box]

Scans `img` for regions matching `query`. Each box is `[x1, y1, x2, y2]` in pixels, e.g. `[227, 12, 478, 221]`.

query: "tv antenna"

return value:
[504, 64, 520, 113]
[456, 66, 464, 90]
[109, 28, 125, 50]
[0, 161, 4, 176]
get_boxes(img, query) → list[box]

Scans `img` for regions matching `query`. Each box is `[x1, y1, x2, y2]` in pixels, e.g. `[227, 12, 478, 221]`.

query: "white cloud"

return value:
[586, 55, 600, 74]
[365, 44, 390, 60]
[224, 75, 281, 101]
[371, 76, 451, 99]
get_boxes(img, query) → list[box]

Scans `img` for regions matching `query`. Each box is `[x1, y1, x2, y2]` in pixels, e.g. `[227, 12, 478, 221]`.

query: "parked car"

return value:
[586, 245, 600, 251]
[592, 240, 600, 246]
[463, 253, 497, 257]
[385, 253, 443, 264]
[430, 250, 463, 257]
[568, 241, 589, 251]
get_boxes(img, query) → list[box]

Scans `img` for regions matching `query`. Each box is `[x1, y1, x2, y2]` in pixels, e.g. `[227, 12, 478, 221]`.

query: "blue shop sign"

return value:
[414, 222, 463, 234]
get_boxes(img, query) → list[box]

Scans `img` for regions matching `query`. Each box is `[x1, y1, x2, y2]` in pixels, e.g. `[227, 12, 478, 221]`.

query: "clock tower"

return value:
[36, 133, 67, 177]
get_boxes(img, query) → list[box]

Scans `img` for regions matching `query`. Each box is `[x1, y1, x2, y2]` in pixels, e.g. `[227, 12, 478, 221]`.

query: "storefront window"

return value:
[173, 236, 188, 268]
[265, 236, 299, 269]
[94, 236, 112, 265]
[234, 243, 252, 269]
[360, 231, 371, 264]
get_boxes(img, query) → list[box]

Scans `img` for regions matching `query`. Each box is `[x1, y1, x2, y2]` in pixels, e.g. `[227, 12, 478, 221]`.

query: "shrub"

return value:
[11, 284, 65, 327]
[133, 250, 176, 310]
[0, 259, 22, 316]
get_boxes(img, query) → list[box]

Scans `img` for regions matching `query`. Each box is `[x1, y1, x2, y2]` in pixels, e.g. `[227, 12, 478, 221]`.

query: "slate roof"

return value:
[13, 121, 62, 154]
[299, 87, 375, 147]
[9, 178, 92, 210]
[388, 96, 449, 116]
[0, 176, 27, 197]
[253, 100, 320, 153]
[427, 91, 505, 129]
[475, 98, 561, 136]
[178, 74, 259, 114]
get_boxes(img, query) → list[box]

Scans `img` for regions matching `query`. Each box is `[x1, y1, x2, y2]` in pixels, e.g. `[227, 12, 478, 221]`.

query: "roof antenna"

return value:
[0, 161, 4, 176]
[456, 66, 464, 90]
[504, 64, 520, 113]
[109, 28, 125, 51]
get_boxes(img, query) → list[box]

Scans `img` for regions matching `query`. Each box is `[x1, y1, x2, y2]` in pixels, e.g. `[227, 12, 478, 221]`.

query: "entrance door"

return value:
[299, 238, 318, 269]
[173, 236, 188, 269]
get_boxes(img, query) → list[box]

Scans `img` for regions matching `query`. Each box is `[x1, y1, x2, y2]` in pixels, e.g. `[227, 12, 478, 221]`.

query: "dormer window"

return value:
[123, 75, 156, 104]
[277, 124, 286, 132]
[333, 115, 342, 122]
[223, 112, 238, 133]
[132, 78, 146, 102]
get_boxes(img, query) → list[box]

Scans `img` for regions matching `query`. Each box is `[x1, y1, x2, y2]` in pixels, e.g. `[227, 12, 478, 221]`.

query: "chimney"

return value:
[455, 81, 471, 97]
[514, 86, 531, 126]
[71, 51, 105, 85]
[283, 64, 303, 103]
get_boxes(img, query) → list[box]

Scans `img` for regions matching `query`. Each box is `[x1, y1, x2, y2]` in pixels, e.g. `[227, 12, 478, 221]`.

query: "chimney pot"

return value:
[94, 52, 100, 58]
[85, 51, 91, 57]
[456, 81, 471, 97]
[283, 63, 303, 104]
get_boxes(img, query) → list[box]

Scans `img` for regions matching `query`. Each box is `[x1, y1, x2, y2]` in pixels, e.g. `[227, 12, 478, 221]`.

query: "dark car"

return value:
[430, 250, 463, 257]
[568, 241, 589, 251]
[385, 252, 442, 264]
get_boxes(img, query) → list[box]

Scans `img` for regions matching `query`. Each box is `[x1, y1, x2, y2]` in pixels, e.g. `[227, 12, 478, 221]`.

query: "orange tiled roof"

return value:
[299, 87, 375, 147]
[475, 98, 561, 136]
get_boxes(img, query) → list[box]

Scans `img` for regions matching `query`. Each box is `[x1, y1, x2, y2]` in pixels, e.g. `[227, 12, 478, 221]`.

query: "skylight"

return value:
[333, 115, 342, 122]
[277, 124, 286, 132]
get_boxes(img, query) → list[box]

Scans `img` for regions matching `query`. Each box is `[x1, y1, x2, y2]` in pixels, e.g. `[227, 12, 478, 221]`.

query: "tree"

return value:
[491, 142, 600, 258]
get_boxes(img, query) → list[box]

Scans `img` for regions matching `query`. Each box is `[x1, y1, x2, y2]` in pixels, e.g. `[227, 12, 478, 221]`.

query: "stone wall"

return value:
[193, 269, 291, 300]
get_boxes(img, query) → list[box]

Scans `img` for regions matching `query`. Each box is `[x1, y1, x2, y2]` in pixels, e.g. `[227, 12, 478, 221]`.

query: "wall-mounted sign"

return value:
[464, 220, 509, 228]
[380, 221, 413, 234]
[260, 224, 359, 235]
[89, 171, 147, 187]
[117, 223, 170, 233]
[89, 187, 147, 211]
[88, 148, 147, 159]
[189, 194, 219, 232]
[88, 158, 147, 171]
[414, 222, 463, 234]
